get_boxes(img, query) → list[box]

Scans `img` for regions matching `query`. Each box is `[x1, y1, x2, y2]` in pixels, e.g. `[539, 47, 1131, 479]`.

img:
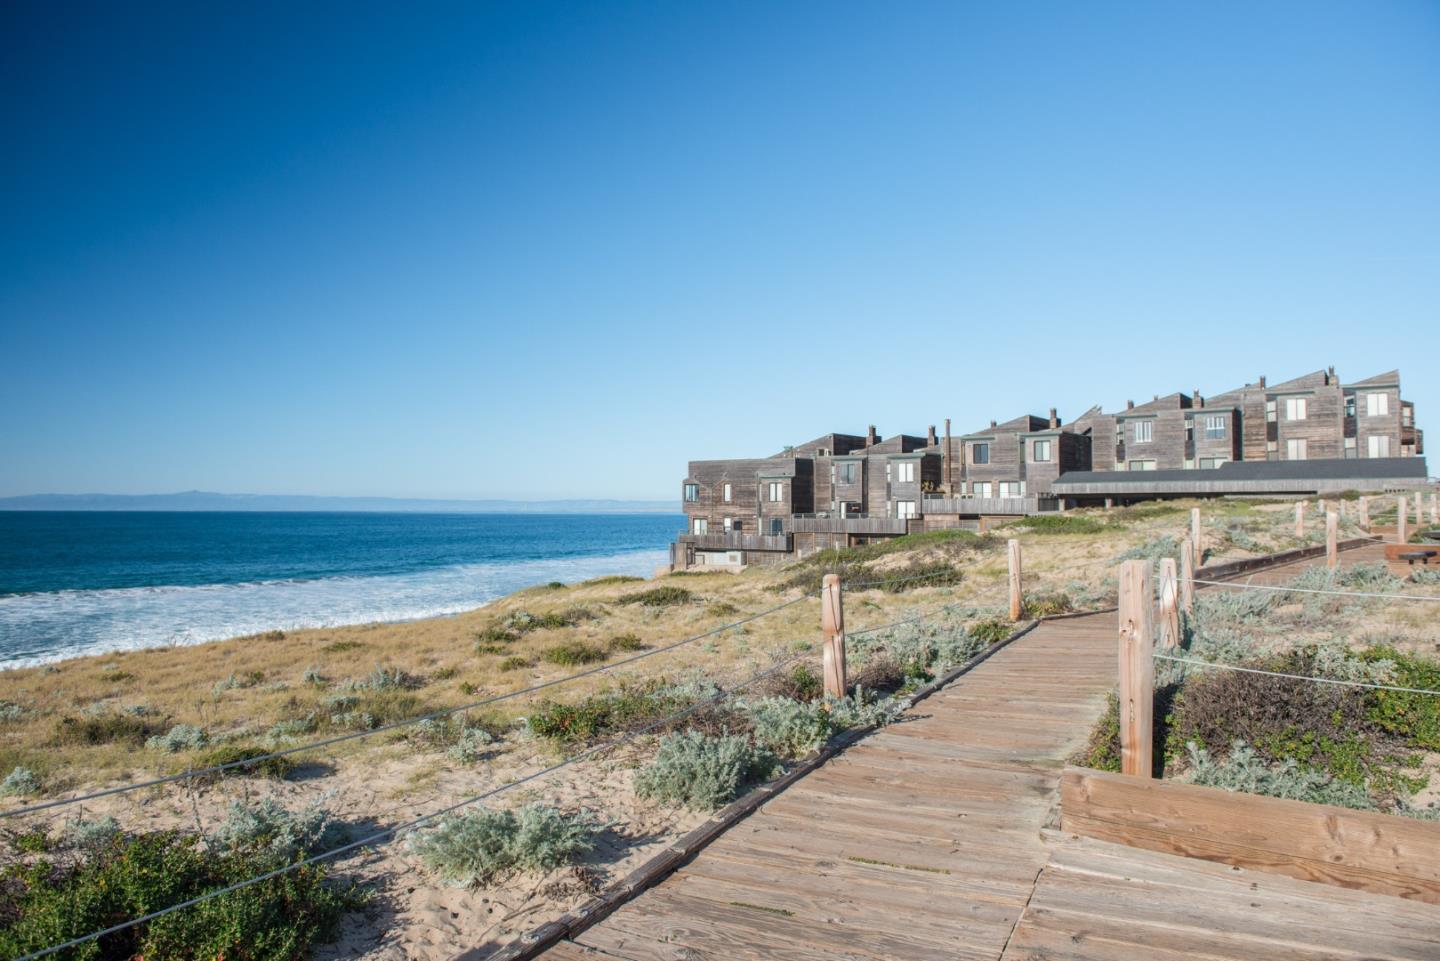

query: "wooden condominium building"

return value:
[672, 367, 1428, 570]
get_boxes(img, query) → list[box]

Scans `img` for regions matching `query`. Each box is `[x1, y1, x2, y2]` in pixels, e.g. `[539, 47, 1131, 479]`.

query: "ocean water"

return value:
[0, 512, 682, 668]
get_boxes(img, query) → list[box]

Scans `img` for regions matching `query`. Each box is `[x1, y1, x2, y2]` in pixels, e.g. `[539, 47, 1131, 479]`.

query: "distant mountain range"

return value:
[0, 491, 679, 513]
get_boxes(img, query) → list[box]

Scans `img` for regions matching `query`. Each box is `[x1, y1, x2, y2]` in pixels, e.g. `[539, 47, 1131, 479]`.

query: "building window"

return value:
[1286, 438, 1308, 460]
[1365, 392, 1389, 417]
[692, 517, 708, 535]
[1204, 415, 1226, 439]
[1127, 460, 1156, 471]
[723, 517, 733, 532]
[767, 482, 784, 502]
[722, 483, 732, 502]
[895, 461, 915, 483]
[1284, 397, 1307, 421]
[1133, 421, 1153, 444]
[973, 482, 992, 498]
[837, 462, 857, 484]
[1266, 400, 1277, 423]
[683, 483, 699, 503]
[1345, 396, 1357, 418]
[998, 481, 1024, 497]
[971, 443, 990, 465]
[1033, 440, 1052, 462]
[768, 517, 783, 535]
[895, 500, 917, 519]
[1344, 437, 1357, 459]
[1368, 435, 1391, 458]
[1198, 457, 1226, 469]
[1266, 440, 1279, 461]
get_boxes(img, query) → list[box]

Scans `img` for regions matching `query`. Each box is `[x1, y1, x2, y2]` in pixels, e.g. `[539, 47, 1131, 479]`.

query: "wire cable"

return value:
[1153, 653, 1440, 697]
[2, 594, 813, 820]
[11, 649, 813, 961]
[1188, 577, 1440, 604]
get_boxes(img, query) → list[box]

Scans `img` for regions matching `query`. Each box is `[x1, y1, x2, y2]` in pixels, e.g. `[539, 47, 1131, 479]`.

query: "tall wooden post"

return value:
[1397, 495, 1409, 545]
[1104, 497, 1114, 510]
[1007, 538, 1023, 621]
[820, 574, 847, 699]
[1179, 537, 1195, 615]
[1416, 492, 1424, 528]
[1359, 496, 1370, 529]
[1157, 557, 1180, 649]
[1117, 560, 1155, 779]
[1294, 501, 1306, 539]
[1190, 508, 1202, 568]
[1432, 492, 1438, 526]
[1325, 511, 1338, 569]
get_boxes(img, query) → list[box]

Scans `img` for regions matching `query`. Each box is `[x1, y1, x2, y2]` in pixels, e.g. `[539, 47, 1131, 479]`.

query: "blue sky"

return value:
[2, 1, 1437, 500]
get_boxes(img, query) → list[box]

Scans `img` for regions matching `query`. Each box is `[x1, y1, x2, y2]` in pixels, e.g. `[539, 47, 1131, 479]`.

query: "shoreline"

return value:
[0, 546, 670, 671]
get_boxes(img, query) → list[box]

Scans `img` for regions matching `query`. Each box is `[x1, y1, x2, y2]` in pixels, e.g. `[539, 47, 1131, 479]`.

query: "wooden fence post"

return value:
[820, 574, 847, 699]
[1190, 508, 1202, 567]
[1179, 536, 1194, 615]
[1157, 557, 1180, 649]
[1007, 538, 1023, 621]
[1326, 511, 1338, 569]
[1117, 560, 1155, 778]
[1397, 495, 1409, 545]
[1104, 497, 1114, 510]
[1416, 492, 1424, 528]
[1432, 492, 1438, 526]
[1359, 496, 1370, 529]
[1294, 501, 1305, 539]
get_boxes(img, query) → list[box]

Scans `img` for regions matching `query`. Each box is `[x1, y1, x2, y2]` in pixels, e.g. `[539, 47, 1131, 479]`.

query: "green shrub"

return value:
[320, 639, 364, 654]
[473, 642, 508, 656]
[0, 766, 40, 797]
[475, 626, 520, 646]
[707, 601, 741, 618]
[209, 797, 341, 860]
[543, 642, 610, 667]
[446, 728, 496, 763]
[741, 693, 900, 758]
[409, 804, 596, 886]
[0, 830, 351, 960]
[263, 715, 318, 746]
[582, 575, 644, 587]
[527, 680, 703, 745]
[361, 665, 422, 691]
[1363, 646, 1440, 750]
[195, 744, 297, 782]
[1010, 514, 1109, 535]
[756, 664, 823, 702]
[1184, 740, 1377, 810]
[503, 607, 597, 632]
[617, 586, 694, 607]
[1024, 592, 1073, 617]
[1074, 692, 1122, 771]
[1110, 536, 1180, 566]
[65, 817, 120, 849]
[100, 670, 135, 684]
[498, 656, 531, 672]
[608, 633, 646, 652]
[634, 731, 778, 810]
[0, 701, 27, 723]
[301, 667, 327, 687]
[54, 711, 167, 747]
[146, 724, 210, 753]
[1412, 569, 1440, 585]
[968, 617, 1013, 645]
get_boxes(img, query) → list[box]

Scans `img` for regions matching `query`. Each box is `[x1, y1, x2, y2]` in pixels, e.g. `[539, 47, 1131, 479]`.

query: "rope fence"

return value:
[1152, 653, 1440, 698]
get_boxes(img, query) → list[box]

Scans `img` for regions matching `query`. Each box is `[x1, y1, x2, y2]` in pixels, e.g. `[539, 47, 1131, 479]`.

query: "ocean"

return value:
[0, 511, 683, 669]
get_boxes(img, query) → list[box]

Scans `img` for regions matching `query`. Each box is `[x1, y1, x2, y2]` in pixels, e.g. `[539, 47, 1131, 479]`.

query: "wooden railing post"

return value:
[1157, 557, 1180, 649]
[1294, 501, 1305, 539]
[1190, 508, 1201, 567]
[1117, 560, 1154, 778]
[1416, 492, 1424, 529]
[1397, 495, 1409, 545]
[1326, 511, 1339, 569]
[1359, 495, 1370, 529]
[1179, 536, 1194, 615]
[1007, 538, 1023, 621]
[1432, 491, 1439, 526]
[820, 573, 847, 699]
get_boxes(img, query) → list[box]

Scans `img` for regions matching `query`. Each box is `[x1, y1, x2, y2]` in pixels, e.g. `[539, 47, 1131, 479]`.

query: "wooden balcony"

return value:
[786, 515, 911, 535]
[920, 495, 1058, 516]
[679, 531, 793, 552]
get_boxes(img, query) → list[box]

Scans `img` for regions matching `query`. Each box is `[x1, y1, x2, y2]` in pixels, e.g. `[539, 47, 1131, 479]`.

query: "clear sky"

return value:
[2, 1, 1437, 501]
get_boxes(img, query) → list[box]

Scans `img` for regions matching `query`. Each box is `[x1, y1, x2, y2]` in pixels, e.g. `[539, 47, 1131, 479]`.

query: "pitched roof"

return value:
[1344, 369, 1400, 389]
[962, 414, 1049, 436]
[1118, 392, 1190, 416]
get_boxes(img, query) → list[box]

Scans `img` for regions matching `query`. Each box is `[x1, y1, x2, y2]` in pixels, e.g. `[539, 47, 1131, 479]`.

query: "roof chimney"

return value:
[926, 424, 937, 446]
[1259, 375, 1267, 388]
[866, 425, 877, 447]
[989, 419, 997, 429]
[1153, 394, 1159, 402]
[1327, 365, 1335, 385]
[1048, 407, 1058, 429]
[1126, 399, 1134, 410]
[1193, 388, 1203, 408]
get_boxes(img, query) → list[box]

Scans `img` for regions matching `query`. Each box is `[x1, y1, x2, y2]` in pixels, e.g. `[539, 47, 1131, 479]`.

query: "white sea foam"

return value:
[0, 549, 669, 669]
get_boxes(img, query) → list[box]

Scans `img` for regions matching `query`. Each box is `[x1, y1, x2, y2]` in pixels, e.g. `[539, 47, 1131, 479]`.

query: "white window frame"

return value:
[1127, 460, 1156, 471]
[767, 482, 784, 502]
[1365, 392, 1389, 417]
[722, 483, 732, 502]
[895, 461, 915, 483]
[895, 500, 917, 519]
[998, 481, 1024, 497]
[1033, 440, 1052, 463]
[1286, 438, 1308, 460]
[1285, 397, 1307, 421]
[692, 517, 708, 535]
[971, 443, 990, 465]
[1367, 435, 1391, 458]
[1133, 421, 1153, 444]
[722, 517, 733, 532]
[683, 483, 699, 503]
[1204, 415, 1226, 439]
[1266, 400, 1277, 423]
[973, 482, 992, 498]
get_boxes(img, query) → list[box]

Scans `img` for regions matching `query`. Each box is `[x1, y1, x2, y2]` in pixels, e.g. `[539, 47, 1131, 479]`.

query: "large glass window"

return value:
[895, 461, 915, 483]
[1127, 460, 1157, 471]
[895, 500, 917, 519]
[767, 482, 784, 502]
[683, 483, 699, 502]
[1365, 392, 1389, 417]
[973, 482, 992, 498]
[692, 517, 708, 534]
[998, 481, 1024, 497]
[1204, 415, 1226, 439]
[1033, 440, 1052, 462]
[722, 483, 732, 502]
[971, 443, 990, 465]
[1133, 421, 1153, 444]
[1368, 435, 1391, 457]
[837, 462, 857, 484]
[1285, 397, 1307, 421]
[1286, 438, 1308, 460]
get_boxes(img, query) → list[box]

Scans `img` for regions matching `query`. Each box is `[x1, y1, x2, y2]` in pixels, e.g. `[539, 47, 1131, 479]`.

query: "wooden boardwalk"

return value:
[534, 542, 1440, 961]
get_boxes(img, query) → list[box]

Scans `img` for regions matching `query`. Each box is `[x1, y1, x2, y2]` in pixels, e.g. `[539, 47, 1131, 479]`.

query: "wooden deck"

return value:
[533, 541, 1440, 961]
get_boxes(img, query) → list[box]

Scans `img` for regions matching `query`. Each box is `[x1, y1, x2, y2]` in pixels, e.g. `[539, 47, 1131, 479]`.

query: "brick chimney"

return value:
[927, 425, 937, 446]
[866, 425, 878, 447]
[1126, 399, 1134, 410]
[1327, 365, 1336, 385]
[989, 419, 997, 429]
[1048, 407, 1058, 429]
[1259, 375, 1267, 388]
[1193, 388, 1202, 408]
